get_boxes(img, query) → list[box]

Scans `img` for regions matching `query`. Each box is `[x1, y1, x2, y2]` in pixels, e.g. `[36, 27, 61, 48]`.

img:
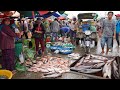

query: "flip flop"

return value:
[12, 70, 17, 75]
[100, 52, 104, 55]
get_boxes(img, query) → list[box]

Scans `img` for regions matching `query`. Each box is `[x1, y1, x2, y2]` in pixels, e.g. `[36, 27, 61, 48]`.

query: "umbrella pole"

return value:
[32, 11, 35, 19]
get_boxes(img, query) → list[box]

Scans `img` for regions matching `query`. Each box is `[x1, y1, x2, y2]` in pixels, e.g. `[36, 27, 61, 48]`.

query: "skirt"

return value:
[1, 48, 15, 71]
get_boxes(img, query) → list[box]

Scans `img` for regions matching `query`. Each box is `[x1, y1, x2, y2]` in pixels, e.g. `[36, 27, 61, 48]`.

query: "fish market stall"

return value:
[70, 54, 120, 79]
[13, 54, 107, 79]
[24, 55, 70, 79]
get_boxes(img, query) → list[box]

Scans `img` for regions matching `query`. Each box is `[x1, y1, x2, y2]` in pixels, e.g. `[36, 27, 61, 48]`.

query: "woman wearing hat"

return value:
[0, 18, 23, 72]
[32, 18, 45, 56]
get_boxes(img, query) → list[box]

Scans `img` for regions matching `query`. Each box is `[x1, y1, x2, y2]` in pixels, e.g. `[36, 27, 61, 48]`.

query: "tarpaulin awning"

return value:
[18, 11, 65, 19]
[38, 11, 49, 15]
[18, 11, 54, 18]
[35, 11, 60, 18]
[58, 16, 65, 20]
[52, 12, 60, 17]
[0, 11, 20, 18]
[18, 11, 39, 18]
[58, 11, 65, 14]
[35, 12, 53, 18]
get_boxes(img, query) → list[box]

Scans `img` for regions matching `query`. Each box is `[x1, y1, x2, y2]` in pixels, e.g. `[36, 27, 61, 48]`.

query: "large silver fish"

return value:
[79, 68, 102, 74]
[112, 60, 119, 79]
[103, 60, 113, 79]
[91, 63, 105, 69]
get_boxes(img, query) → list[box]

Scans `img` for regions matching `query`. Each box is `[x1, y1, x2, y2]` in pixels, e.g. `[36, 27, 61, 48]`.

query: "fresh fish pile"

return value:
[102, 60, 112, 79]
[102, 59, 120, 79]
[71, 54, 120, 79]
[75, 54, 108, 68]
[68, 53, 81, 60]
[27, 56, 70, 78]
[71, 54, 109, 74]
[112, 60, 119, 79]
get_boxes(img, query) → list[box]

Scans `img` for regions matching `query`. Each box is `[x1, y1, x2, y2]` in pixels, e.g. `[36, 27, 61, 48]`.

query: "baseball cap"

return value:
[115, 14, 120, 17]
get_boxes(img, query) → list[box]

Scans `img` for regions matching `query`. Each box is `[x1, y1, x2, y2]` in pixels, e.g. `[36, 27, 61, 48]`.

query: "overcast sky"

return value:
[65, 11, 120, 19]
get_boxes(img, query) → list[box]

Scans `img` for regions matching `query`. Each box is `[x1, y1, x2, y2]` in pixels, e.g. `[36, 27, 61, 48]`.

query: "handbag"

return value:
[19, 52, 25, 63]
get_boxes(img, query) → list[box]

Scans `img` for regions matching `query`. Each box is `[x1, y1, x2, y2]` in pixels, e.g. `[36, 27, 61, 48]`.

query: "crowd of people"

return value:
[0, 17, 80, 72]
[0, 11, 120, 73]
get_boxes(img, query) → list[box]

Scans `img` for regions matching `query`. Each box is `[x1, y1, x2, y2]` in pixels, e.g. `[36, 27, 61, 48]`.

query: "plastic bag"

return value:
[19, 53, 25, 63]
[15, 28, 20, 33]
[15, 61, 27, 71]
[24, 48, 35, 59]
[54, 50, 59, 54]
[112, 39, 119, 55]
[96, 38, 101, 54]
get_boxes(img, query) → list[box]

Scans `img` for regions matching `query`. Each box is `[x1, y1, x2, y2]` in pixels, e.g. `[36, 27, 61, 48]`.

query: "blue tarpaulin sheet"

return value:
[29, 12, 61, 18]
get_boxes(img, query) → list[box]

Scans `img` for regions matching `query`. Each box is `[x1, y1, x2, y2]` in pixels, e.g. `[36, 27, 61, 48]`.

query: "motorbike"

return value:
[79, 30, 97, 54]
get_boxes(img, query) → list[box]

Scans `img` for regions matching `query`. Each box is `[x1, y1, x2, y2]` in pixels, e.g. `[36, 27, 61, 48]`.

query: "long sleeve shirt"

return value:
[0, 25, 16, 50]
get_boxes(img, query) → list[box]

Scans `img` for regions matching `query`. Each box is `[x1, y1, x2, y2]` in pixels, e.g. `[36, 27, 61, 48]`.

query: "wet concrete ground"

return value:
[10, 37, 120, 79]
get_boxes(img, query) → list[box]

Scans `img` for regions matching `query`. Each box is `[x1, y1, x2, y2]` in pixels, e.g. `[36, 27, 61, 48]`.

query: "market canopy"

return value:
[33, 11, 61, 18]
[0, 11, 20, 18]
[58, 11, 65, 14]
[58, 16, 65, 20]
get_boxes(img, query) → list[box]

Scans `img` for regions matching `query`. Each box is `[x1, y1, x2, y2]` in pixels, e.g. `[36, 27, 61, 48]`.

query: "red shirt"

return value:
[36, 25, 42, 31]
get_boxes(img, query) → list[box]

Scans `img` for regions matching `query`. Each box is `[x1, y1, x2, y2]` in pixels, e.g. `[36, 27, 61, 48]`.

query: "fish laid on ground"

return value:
[42, 73, 62, 78]
[39, 68, 49, 73]
[71, 66, 91, 71]
[79, 68, 102, 74]
[103, 60, 113, 79]
[112, 60, 119, 79]
[89, 59, 104, 63]
[43, 72, 56, 76]
[75, 57, 85, 66]
[75, 65, 92, 69]
[92, 63, 105, 69]
[90, 54, 108, 60]
[85, 54, 91, 60]
[27, 56, 70, 74]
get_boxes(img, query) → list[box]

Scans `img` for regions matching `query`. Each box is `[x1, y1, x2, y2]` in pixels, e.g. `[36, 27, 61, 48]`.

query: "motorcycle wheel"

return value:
[95, 41, 97, 46]
[85, 47, 90, 54]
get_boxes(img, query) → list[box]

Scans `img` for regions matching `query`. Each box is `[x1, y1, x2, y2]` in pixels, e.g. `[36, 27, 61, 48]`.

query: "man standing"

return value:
[115, 14, 120, 51]
[100, 11, 116, 55]
[50, 18, 60, 42]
